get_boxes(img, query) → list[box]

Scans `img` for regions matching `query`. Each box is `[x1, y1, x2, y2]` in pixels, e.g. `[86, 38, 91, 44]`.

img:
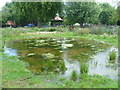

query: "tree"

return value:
[1, 2, 63, 26]
[99, 3, 118, 25]
[1, 2, 14, 26]
[65, 2, 101, 26]
[116, 6, 120, 25]
[117, 6, 120, 20]
[10, 2, 63, 26]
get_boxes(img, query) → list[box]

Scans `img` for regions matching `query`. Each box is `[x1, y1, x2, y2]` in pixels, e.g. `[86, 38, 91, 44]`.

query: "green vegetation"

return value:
[2, 53, 118, 88]
[1, 2, 119, 27]
[1, 0, 119, 88]
[1, 2, 63, 26]
[70, 70, 78, 81]
[99, 3, 118, 25]
[109, 51, 116, 62]
[117, 6, 120, 21]
[1, 27, 118, 88]
[65, 2, 101, 26]
[1, 27, 118, 47]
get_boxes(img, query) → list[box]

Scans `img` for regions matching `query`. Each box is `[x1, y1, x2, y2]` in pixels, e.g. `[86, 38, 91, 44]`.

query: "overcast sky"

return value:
[0, 0, 119, 10]
[0, 0, 12, 10]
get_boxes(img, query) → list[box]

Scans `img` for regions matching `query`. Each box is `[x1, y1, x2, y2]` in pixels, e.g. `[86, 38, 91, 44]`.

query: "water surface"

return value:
[4, 37, 118, 79]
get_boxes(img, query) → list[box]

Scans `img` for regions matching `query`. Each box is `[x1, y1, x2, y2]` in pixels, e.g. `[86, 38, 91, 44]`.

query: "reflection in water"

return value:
[4, 46, 17, 56]
[89, 47, 118, 79]
[62, 50, 80, 79]
[61, 38, 80, 79]
[4, 38, 118, 79]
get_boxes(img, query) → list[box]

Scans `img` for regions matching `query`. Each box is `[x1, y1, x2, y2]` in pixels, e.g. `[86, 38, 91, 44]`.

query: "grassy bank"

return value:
[2, 54, 118, 88]
[20, 32, 118, 46]
[1, 28, 118, 47]
[1, 27, 118, 88]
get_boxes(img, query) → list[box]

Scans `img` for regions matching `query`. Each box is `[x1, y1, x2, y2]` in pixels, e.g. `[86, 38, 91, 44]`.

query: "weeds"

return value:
[29, 27, 70, 32]
[1, 26, 118, 88]
[80, 63, 88, 74]
[70, 70, 78, 81]
[88, 25, 118, 35]
[74, 28, 91, 35]
[109, 51, 116, 62]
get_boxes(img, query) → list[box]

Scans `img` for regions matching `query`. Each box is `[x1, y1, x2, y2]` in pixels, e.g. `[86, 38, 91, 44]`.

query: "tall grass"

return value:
[2, 28, 22, 40]
[70, 70, 78, 81]
[74, 28, 91, 35]
[109, 51, 116, 62]
[88, 26, 118, 35]
[28, 26, 70, 32]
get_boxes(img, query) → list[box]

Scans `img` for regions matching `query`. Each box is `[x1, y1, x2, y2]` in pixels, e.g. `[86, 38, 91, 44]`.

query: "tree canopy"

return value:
[117, 6, 120, 20]
[65, 2, 101, 26]
[1, 2, 63, 26]
[0, 2, 119, 27]
[99, 3, 118, 25]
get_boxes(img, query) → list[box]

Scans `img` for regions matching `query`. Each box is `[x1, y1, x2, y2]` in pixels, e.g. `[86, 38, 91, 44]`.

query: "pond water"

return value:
[4, 37, 118, 79]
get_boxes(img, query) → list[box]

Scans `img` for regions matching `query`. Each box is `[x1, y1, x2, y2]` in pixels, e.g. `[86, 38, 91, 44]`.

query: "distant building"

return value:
[6, 20, 16, 27]
[50, 13, 63, 26]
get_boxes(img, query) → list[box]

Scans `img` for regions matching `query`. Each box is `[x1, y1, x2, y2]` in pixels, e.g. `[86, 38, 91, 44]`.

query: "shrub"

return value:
[88, 25, 118, 35]
[89, 26, 104, 35]
[74, 28, 91, 35]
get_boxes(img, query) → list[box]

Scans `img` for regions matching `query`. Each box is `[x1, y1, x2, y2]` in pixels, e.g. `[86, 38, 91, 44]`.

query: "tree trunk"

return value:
[37, 20, 41, 27]
[80, 23, 83, 27]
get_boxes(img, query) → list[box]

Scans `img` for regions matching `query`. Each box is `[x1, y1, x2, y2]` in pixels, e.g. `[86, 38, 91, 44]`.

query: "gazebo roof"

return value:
[51, 13, 63, 22]
[54, 16, 63, 21]
[6, 20, 16, 26]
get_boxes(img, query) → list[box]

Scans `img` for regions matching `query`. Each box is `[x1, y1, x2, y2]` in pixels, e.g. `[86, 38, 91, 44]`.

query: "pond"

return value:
[4, 37, 118, 80]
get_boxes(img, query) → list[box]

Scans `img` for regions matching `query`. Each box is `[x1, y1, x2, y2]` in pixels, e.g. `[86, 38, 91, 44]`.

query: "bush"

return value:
[88, 25, 118, 35]
[74, 28, 91, 35]
[89, 26, 104, 35]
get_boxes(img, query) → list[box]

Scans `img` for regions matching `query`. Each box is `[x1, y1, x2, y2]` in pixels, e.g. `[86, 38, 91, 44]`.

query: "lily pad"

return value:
[42, 53, 56, 59]
[62, 44, 74, 48]
[27, 53, 36, 57]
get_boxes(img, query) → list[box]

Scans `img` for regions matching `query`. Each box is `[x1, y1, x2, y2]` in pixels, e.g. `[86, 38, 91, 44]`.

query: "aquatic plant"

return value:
[41, 53, 55, 59]
[109, 51, 116, 62]
[27, 53, 36, 57]
[80, 63, 88, 74]
[62, 44, 74, 49]
[70, 70, 78, 81]
[59, 61, 66, 72]
[46, 60, 54, 70]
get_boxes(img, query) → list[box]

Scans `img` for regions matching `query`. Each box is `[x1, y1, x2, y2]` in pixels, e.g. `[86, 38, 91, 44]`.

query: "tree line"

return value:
[0, 2, 120, 27]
